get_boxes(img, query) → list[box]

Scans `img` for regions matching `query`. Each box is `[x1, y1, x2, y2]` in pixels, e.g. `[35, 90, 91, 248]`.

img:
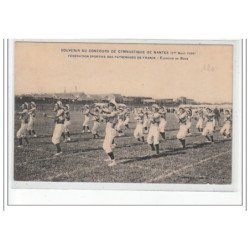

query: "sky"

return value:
[15, 42, 233, 103]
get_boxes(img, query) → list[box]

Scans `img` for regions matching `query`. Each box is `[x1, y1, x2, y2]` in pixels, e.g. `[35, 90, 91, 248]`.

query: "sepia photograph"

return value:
[1, 1, 249, 249]
[12, 40, 235, 186]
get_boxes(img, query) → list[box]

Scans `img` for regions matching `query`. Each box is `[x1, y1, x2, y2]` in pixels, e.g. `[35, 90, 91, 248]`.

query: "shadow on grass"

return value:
[191, 138, 232, 149]
[66, 141, 146, 154]
[121, 148, 187, 164]
[14, 136, 232, 165]
[120, 138, 232, 164]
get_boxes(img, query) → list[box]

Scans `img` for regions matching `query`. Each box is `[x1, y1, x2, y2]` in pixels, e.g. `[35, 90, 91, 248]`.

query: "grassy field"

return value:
[14, 105, 232, 184]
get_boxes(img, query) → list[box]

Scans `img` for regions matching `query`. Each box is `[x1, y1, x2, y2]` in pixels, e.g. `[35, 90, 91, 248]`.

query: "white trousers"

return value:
[92, 121, 100, 134]
[196, 118, 203, 129]
[103, 123, 117, 153]
[147, 124, 160, 145]
[64, 120, 71, 132]
[115, 119, 124, 131]
[202, 121, 214, 136]
[177, 124, 188, 139]
[134, 123, 144, 139]
[143, 118, 149, 128]
[186, 120, 192, 129]
[159, 118, 167, 133]
[27, 116, 35, 130]
[52, 124, 64, 144]
[220, 122, 231, 135]
[83, 116, 90, 126]
[17, 123, 28, 138]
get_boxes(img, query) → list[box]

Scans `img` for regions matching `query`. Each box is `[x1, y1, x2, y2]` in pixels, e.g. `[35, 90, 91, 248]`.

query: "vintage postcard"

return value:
[9, 39, 242, 193]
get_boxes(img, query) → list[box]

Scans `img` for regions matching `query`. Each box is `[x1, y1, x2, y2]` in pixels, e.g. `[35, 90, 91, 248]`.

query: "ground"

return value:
[14, 105, 232, 184]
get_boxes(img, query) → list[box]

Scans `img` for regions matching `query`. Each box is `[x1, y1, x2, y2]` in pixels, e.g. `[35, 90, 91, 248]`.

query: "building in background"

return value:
[15, 92, 200, 108]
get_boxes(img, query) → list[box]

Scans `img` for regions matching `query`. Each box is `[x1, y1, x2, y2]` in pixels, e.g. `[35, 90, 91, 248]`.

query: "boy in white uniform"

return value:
[186, 108, 192, 135]
[102, 100, 120, 166]
[16, 102, 30, 147]
[175, 107, 188, 149]
[62, 104, 71, 142]
[195, 108, 204, 132]
[202, 108, 215, 143]
[27, 101, 37, 137]
[220, 109, 232, 138]
[123, 111, 130, 129]
[159, 106, 167, 139]
[82, 105, 91, 133]
[115, 108, 125, 136]
[90, 108, 101, 139]
[44, 101, 65, 155]
[147, 104, 161, 155]
[134, 109, 145, 142]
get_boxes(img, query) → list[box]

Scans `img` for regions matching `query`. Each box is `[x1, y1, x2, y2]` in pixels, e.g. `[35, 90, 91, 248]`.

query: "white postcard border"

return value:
[7, 39, 243, 205]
